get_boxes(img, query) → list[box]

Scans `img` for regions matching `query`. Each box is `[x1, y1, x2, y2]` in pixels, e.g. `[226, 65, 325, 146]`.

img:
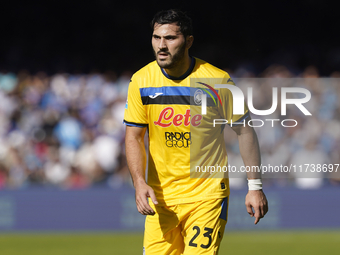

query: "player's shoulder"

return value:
[193, 57, 231, 78]
[131, 61, 159, 80]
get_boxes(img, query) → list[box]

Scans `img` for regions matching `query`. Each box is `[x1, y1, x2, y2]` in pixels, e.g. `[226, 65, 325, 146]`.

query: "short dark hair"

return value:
[151, 9, 193, 38]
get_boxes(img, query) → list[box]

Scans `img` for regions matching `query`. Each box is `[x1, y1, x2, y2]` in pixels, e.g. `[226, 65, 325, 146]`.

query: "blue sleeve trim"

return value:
[123, 120, 148, 128]
[228, 111, 250, 126]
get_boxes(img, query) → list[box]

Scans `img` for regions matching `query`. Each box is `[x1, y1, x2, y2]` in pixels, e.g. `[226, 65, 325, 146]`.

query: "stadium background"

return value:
[0, 1, 339, 254]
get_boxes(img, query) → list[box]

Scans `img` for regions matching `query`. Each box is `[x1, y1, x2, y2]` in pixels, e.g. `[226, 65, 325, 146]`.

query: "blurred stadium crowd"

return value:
[0, 69, 130, 189]
[0, 65, 339, 190]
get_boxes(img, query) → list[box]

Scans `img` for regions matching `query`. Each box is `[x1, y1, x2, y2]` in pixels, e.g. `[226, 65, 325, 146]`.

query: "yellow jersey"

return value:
[124, 57, 249, 206]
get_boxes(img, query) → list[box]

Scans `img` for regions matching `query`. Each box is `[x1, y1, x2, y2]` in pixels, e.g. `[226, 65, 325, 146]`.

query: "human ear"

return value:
[186, 36, 194, 49]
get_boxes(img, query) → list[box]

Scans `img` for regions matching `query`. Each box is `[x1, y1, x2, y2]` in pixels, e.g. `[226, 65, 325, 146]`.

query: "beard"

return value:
[154, 43, 186, 69]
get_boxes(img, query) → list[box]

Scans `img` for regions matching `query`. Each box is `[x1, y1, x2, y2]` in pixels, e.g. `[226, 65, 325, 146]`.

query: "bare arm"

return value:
[232, 122, 268, 224]
[125, 126, 158, 215]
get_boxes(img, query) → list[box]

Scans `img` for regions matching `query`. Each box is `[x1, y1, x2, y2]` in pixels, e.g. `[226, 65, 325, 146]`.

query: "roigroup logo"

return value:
[165, 132, 191, 148]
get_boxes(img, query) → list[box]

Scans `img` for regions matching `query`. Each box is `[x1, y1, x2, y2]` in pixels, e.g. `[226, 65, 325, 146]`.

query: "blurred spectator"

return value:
[54, 108, 82, 150]
[44, 145, 70, 186]
[0, 71, 17, 92]
[289, 139, 329, 189]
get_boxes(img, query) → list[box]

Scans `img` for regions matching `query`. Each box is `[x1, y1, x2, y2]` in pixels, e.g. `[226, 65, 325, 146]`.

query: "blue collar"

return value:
[161, 57, 196, 80]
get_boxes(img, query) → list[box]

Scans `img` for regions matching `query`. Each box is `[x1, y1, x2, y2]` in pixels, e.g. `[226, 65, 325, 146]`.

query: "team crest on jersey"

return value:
[194, 89, 203, 105]
[196, 82, 223, 107]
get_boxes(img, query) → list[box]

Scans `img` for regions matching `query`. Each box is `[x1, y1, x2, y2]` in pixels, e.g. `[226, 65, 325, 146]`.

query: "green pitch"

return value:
[0, 231, 339, 255]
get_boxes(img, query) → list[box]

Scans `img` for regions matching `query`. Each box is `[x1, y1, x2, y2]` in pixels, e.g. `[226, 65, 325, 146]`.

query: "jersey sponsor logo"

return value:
[154, 107, 202, 127]
[149, 92, 163, 99]
[165, 131, 191, 148]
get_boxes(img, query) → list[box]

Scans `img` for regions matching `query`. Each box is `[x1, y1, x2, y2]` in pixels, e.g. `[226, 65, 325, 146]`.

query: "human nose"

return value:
[158, 38, 167, 50]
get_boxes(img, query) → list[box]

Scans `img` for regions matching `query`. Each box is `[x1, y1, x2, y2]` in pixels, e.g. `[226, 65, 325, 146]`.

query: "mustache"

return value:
[157, 50, 171, 55]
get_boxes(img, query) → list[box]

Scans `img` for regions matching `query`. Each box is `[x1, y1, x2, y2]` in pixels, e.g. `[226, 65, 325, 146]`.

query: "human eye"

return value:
[166, 36, 177, 40]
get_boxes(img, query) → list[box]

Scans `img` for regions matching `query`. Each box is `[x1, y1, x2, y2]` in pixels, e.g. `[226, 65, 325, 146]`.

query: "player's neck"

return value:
[163, 55, 192, 78]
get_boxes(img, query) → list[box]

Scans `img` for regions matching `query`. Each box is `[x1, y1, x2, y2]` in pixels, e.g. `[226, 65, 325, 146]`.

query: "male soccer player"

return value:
[124, 9, 268, 255]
